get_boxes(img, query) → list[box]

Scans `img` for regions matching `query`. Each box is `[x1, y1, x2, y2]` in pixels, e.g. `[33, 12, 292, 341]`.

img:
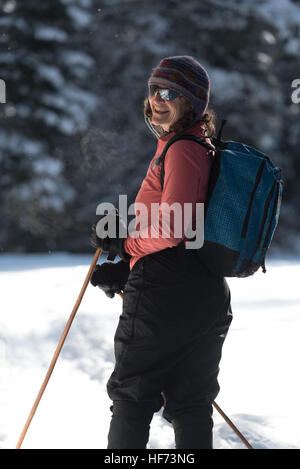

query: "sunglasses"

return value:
[149, 85, 181, 101]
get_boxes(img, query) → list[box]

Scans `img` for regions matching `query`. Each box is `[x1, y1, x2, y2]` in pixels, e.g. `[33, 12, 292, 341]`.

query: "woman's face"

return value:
[149, 87, 187, 132]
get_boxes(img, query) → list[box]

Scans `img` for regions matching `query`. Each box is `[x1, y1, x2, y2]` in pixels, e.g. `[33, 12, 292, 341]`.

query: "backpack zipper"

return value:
[241, 159, 266, 238]
[260, 181, 281, 272]
[252, 180, 276, 262]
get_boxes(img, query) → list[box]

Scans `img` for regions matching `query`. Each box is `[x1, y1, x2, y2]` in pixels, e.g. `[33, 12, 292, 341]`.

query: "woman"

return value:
[91, 56, 232, 449]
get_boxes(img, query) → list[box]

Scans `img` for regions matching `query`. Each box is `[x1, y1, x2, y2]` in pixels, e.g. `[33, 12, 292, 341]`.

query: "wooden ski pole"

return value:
[212, 402, 253, 449]
[16, 248, 102, 449]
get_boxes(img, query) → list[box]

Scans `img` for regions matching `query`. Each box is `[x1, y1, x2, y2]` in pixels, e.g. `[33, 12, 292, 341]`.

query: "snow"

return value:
[66, 3, 92, 29]
[0, 252, 299, 449]
[256, 0, 300, 43]
[34, 26, 68, 42]
[0, 130, 46, 156]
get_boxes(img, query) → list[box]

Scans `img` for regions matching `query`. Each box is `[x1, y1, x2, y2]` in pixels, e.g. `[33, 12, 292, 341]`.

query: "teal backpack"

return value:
[157, 120, 284, 277]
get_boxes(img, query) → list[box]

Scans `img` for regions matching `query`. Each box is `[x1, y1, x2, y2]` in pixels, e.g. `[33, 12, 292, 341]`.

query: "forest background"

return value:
[1, 0, 299, 255]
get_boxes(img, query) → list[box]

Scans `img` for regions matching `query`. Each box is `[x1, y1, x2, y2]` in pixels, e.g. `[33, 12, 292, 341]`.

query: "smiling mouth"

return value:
[153, 108, 168, 114]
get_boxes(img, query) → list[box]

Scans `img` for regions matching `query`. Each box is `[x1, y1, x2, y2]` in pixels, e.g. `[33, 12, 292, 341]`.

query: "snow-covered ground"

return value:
[0, 252, 299, 449]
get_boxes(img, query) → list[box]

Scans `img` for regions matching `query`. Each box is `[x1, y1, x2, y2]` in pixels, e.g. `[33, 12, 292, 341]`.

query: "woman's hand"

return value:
[90, 260, 130, 298]
[91, 210, 131, 262]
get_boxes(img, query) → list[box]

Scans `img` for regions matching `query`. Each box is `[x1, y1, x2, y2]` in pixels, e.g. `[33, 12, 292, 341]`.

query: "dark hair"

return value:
[143, 97, 216, 137]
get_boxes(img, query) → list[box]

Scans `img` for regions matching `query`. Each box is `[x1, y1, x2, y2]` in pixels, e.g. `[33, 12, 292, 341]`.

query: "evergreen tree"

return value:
[0, 0, 97, 251]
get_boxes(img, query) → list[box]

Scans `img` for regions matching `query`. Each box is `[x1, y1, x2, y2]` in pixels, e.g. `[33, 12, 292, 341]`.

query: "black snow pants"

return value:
[106, 244, 232, 449]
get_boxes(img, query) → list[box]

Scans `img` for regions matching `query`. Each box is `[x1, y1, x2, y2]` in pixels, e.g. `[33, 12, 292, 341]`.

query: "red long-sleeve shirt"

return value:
[124, 122, 214, 269]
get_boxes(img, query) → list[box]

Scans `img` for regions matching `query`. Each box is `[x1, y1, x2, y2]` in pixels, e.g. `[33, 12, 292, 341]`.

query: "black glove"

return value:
[91, 210, 131, 262]
[90, 260, 130, 298]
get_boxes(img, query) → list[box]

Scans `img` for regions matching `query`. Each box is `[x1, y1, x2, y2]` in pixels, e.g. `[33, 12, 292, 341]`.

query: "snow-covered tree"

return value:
[0, 0, 97, 250]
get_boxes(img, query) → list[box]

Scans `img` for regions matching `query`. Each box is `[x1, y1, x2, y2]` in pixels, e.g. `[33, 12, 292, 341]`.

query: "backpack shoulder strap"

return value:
[156, 134, 215, 191]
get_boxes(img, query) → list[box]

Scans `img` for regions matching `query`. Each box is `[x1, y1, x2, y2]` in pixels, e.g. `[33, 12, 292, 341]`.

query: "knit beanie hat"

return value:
[148, 56, 210, 119]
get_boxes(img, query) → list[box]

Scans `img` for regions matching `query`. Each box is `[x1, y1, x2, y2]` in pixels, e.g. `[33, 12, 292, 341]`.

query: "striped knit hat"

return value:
[148, 56, 210, 119]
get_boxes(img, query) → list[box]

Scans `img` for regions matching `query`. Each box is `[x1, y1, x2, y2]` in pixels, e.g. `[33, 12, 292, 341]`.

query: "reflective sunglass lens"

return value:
[159, 89, 179, 100]
[149, 86, 180, 101]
